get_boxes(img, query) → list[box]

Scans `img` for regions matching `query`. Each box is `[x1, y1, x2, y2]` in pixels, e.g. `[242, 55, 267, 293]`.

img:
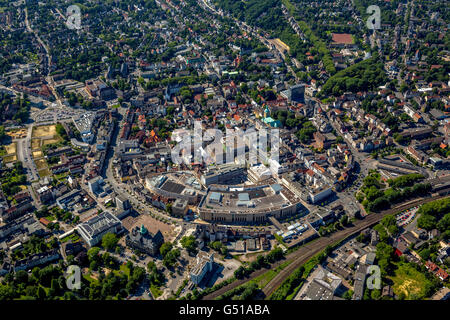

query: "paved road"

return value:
[25, 7, 62, 107]
[15, 125, 40, 182]
[203, 194, 449, 300]
[198, 0, 298, 81]
[100, 107, 183, 227]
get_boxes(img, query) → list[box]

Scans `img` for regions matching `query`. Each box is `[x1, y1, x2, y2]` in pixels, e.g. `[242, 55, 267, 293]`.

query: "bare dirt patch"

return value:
[31, 139, 41, 150]
[32, 150, 43, 158]
[43, 137, 62, 145]
[5, 143, 16, 155]
[6, 128, 27, 139]
[32, 125, 57, 138]
[3, 155, 17, 163]
[122, 213, 176, 242]
[35, 158, 48, 170]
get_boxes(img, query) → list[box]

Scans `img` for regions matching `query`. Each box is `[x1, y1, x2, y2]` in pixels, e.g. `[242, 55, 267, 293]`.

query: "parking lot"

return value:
[30, 103, 85, 123]
[396, 206, 419, 227]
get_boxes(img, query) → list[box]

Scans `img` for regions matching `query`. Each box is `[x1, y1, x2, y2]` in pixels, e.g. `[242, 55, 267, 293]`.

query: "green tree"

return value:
[163, 249, 180, 268]
[37, 286, 47, 300]
[180, 236, 197, 254]
[234, 266, 247, 279]
[0, 125, 6, 140]
[15, 270, 29, 284]
[370, 289, 381, 300]
[417, 215, 437, 231]
[160, 242, 173, 258]
[102, 233, 119, 251]
[87, 247, 101, 262]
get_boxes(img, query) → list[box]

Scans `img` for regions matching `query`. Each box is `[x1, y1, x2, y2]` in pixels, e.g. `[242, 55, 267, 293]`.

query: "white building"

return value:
[309, 185, 333, 204]
[77, 211, 122, 247]
[190, 252, 214, 285]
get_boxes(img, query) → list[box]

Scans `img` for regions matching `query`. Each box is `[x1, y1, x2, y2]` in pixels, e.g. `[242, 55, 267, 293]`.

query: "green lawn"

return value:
[389, 262, 432, 300]
[54, 172, 69, 181]
[44, 215, 56, 222]
[60, 233, 80, 243]
[83, 273, 99, 285]
[112, 264, 131, 278]
[150, 284, 163, 298]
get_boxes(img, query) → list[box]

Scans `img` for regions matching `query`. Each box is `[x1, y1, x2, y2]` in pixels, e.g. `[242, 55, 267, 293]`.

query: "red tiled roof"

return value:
[39, 218, 51, 226]
[436, 268, 449, 280]
[332, 33, 353, 44]
[426, 261, 438, 271]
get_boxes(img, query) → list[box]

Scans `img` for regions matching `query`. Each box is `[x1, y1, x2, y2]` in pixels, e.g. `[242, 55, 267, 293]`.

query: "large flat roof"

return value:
[160, 180, 185, 194]
[199, 183, 299, 214]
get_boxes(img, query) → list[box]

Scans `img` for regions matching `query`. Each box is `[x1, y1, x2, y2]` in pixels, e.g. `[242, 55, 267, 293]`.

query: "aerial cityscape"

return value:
[0, 0, 449, 303]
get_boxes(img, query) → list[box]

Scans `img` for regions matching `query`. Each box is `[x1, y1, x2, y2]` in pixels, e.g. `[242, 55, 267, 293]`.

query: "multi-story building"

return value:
[172, 198, 189, 217]
[190, 251, 214, 285]
[77, 211, 122, 247]
[125, 225, 164, 256]
[116, 195, 131, 212]
[308, 185, 333, 204]
[200, 164, 245, 186]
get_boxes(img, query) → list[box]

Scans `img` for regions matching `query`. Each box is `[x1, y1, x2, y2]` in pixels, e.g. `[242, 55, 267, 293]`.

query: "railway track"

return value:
[203, 194, 449, 300]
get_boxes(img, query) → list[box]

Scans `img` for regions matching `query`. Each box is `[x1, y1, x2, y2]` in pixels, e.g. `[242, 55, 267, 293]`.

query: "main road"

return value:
[198, 0, 299, 81]
[24, 7, 63, 107]
[102, 106, 183, 227]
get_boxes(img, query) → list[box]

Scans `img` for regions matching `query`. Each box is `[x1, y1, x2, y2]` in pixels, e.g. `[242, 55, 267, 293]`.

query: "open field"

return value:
[2, 154, 17, 163]
[38, 168, 51, 177]
[32, 124, 57, 138]
[4, 143, 17, 155]
[32, 150, 44, 158]
[111, 264, 131, 278]
[389, 262, 431, 300]
[2, 143, 18, 163]
[35, 158, 48, 170]
[31, 139, 42, 150]
[43, 136, 62, 145]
